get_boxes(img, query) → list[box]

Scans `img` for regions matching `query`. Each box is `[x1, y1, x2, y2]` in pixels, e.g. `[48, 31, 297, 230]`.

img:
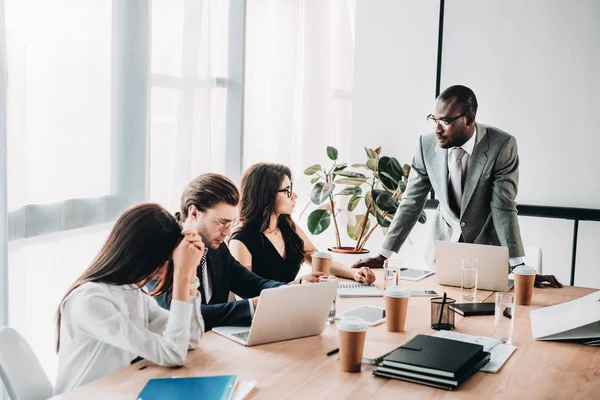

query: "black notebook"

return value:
[449, 302, 495, 316]
[374, 351, 490, 389]
[381, 335, 484, 378]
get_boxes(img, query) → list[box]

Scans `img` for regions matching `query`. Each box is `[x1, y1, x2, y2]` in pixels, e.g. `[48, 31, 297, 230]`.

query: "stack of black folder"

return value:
[373, 334, 490, 390]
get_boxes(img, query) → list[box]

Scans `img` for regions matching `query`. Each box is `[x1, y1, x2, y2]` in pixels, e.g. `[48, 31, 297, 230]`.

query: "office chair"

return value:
[524, 245, 543, 274]
[0, 326, 53, 400]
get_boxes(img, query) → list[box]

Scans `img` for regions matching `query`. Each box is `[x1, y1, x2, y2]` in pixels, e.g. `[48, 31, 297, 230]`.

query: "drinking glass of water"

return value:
[383, 259, 402, 290]
[494, 292, 515, 344]
[461, 258, 478, 301]
[319, 276, 338, 324]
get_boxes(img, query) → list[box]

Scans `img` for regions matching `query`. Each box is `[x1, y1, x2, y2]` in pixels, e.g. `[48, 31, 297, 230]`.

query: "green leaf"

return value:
[347, 214, 371, 241]
[310, 182, 335, 204]
[335, 170, 366, 178]
[333, 162, 347, 172]
[310, 176, 320, 184]
[375, 191, 399, 213]
[378, 156, 402, 177]
[375, 210, 392, 228]
[366, 158, 378, 171]
[364, 191, 377, 217]
[327, 146, 339, 161]
[365, 147, 377, 159]
[418, 211, 427, 224]
[304, 164, 322, 175]
[307, 210, 331, 235]
[348, 194, 361, 211]
[399, 181, 407, 192]
[335, 177, 369, 185]
[337, 186, 362, 196]
[403, 164, 411, 178]
[351, 163, 367, 168]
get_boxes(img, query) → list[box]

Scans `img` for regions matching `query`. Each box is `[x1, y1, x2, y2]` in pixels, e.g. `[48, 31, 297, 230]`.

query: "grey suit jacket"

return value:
[382, 123, 525, 266]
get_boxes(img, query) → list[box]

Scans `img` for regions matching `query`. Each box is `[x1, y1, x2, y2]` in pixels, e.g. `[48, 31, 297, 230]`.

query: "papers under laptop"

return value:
[212, 280, 337, 346]
[435, 241, 512, 292]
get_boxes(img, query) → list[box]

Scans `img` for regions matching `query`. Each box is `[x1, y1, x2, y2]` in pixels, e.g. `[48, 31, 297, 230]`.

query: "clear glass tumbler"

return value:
[494, 292, 516, 344]
[383, 259, 401, 290]
[461, 258, 478, 301]
[319, 276, 338, 324]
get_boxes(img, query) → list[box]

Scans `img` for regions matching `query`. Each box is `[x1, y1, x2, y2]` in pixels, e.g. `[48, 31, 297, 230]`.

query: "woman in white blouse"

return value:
[54, 203, 205, 394]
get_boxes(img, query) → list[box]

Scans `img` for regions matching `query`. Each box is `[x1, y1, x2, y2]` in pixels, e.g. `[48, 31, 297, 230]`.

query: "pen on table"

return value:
[327, 348, 339, 356]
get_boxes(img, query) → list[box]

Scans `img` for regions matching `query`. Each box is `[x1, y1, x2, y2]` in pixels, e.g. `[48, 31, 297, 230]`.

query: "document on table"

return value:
[432, 331, 516, 373]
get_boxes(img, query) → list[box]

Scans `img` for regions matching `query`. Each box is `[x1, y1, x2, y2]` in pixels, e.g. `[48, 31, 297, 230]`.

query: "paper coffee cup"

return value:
[312, 251, 333, 275]
[337, 317, 368, 372]
[513, 265, 536, 305]
[384, 286, 410, 332]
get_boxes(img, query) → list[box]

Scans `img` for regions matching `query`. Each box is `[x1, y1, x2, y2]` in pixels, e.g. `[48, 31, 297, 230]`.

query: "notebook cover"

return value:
[449, 302, 495, 316]
[137, 375, 238, 400]
[376, 352, 490, 387]
[381, 335, 484, 378]
[337, 283, 383, 298]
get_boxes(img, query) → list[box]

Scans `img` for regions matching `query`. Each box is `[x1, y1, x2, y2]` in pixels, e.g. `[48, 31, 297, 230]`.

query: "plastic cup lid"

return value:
[384, 285, 410, 298]
[337, 317, 368, 332]
[513, 265, 536, 275]
[313, 251, 333, 259]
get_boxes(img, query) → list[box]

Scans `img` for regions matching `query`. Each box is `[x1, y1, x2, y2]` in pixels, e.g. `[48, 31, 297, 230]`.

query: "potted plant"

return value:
[303, 146, 426, 254]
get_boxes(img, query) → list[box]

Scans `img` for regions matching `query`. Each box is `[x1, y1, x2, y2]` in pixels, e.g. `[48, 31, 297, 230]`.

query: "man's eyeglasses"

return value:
[426, 111, 469, 128]
[277, 183, 293, 198]
[206, 212, 238, 231]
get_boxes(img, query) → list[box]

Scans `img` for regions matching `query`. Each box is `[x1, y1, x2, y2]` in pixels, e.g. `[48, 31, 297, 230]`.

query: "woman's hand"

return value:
[294, 272, 325, 284]
[173, 229, 204, 283]
[353, 267, 376, 285]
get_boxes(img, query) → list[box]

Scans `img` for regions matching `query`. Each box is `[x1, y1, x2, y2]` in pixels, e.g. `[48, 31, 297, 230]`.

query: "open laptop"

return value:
[212, 280, 338, 346]
[435, 241, 513, 292]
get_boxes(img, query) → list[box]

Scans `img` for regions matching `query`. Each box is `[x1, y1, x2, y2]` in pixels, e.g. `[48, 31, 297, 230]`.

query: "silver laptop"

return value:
[435, 241, 512, 292]
[212, 280, 338, 346]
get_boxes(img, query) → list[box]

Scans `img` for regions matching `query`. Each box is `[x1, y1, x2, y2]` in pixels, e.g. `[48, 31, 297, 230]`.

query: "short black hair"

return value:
[438, 85, 478, 115]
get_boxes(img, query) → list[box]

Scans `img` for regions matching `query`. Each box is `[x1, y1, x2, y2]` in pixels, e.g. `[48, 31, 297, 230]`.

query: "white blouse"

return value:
[54, 282, 204, 395]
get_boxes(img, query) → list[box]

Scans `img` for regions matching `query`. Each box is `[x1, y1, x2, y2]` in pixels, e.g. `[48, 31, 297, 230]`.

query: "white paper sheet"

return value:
[530, 290, 600, 340]
[432, 331, 517, 373]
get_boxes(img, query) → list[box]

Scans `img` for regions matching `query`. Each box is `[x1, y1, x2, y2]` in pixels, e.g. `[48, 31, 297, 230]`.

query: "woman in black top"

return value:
[229, 163, 375, 284]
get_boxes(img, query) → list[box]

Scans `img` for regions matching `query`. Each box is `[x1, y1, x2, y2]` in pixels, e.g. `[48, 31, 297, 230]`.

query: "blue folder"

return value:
[137, 375, 238, 400]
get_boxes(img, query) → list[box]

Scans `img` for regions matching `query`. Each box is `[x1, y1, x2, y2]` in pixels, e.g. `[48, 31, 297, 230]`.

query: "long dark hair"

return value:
[56, 203, 183, 351]
[238, 163, 305, 267]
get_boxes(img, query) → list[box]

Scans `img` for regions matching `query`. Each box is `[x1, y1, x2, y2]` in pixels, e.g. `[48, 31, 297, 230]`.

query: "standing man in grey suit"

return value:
[352, 85, 561, 288]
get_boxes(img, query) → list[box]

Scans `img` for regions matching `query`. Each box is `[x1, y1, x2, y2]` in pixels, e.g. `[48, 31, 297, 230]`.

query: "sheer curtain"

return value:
[149, 0, 230, 211]
[244, 0, 356, 181]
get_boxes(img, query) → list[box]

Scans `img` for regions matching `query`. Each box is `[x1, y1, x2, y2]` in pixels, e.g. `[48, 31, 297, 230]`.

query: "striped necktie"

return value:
[198, 250, 208, 305]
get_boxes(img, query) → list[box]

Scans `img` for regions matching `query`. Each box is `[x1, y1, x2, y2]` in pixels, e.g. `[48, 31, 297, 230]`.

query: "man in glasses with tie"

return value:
[353, 85, 561, 289]
[149, 173, 321, 331]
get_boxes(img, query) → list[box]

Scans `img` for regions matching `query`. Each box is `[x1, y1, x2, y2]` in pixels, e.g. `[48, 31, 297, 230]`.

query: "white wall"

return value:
[352, 0, 600, 287]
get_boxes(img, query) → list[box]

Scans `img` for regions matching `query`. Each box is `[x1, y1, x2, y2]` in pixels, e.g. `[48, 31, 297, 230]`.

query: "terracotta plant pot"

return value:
[328, 247, 370, 255]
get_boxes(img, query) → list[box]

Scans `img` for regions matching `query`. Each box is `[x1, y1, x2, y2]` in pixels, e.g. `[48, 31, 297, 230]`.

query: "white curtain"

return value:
[243, 0, 356, 181]
[148, 0, 230, 211]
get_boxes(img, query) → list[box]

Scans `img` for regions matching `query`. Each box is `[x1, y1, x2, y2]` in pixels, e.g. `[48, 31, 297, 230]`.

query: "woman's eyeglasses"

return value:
[277, 183, 293, 198]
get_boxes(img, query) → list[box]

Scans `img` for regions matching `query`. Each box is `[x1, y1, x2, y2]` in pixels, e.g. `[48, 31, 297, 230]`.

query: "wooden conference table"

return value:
[51, 272, 600, 399]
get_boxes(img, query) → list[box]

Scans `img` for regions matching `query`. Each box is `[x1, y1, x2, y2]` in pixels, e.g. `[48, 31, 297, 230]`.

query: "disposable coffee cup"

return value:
[384, 286, 410, 332]
[312, 251, 333, 275]
[337, 317, 368, 372]
[513, 265, 536, 305]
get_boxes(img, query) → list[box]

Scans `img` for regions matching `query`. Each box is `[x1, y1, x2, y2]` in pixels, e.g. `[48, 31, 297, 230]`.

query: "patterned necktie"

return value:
[449, 147, 467, 215]
[198, 251, 208, 305]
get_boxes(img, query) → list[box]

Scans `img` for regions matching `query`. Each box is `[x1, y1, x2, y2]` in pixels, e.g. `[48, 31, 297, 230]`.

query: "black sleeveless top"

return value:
[230, 230, 301, 283]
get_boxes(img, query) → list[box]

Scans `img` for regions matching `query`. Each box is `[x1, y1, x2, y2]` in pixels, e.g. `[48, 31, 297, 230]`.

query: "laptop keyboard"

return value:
[232, 331, 250, 341]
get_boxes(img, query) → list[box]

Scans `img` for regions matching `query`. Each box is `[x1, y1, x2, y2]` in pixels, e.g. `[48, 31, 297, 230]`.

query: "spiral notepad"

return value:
[337, 283, 383, 298]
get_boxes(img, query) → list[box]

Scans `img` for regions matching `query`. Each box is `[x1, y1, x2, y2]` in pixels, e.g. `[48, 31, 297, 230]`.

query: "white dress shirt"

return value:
[381, 127, 524, 266]
[54, 282, 204, 395]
